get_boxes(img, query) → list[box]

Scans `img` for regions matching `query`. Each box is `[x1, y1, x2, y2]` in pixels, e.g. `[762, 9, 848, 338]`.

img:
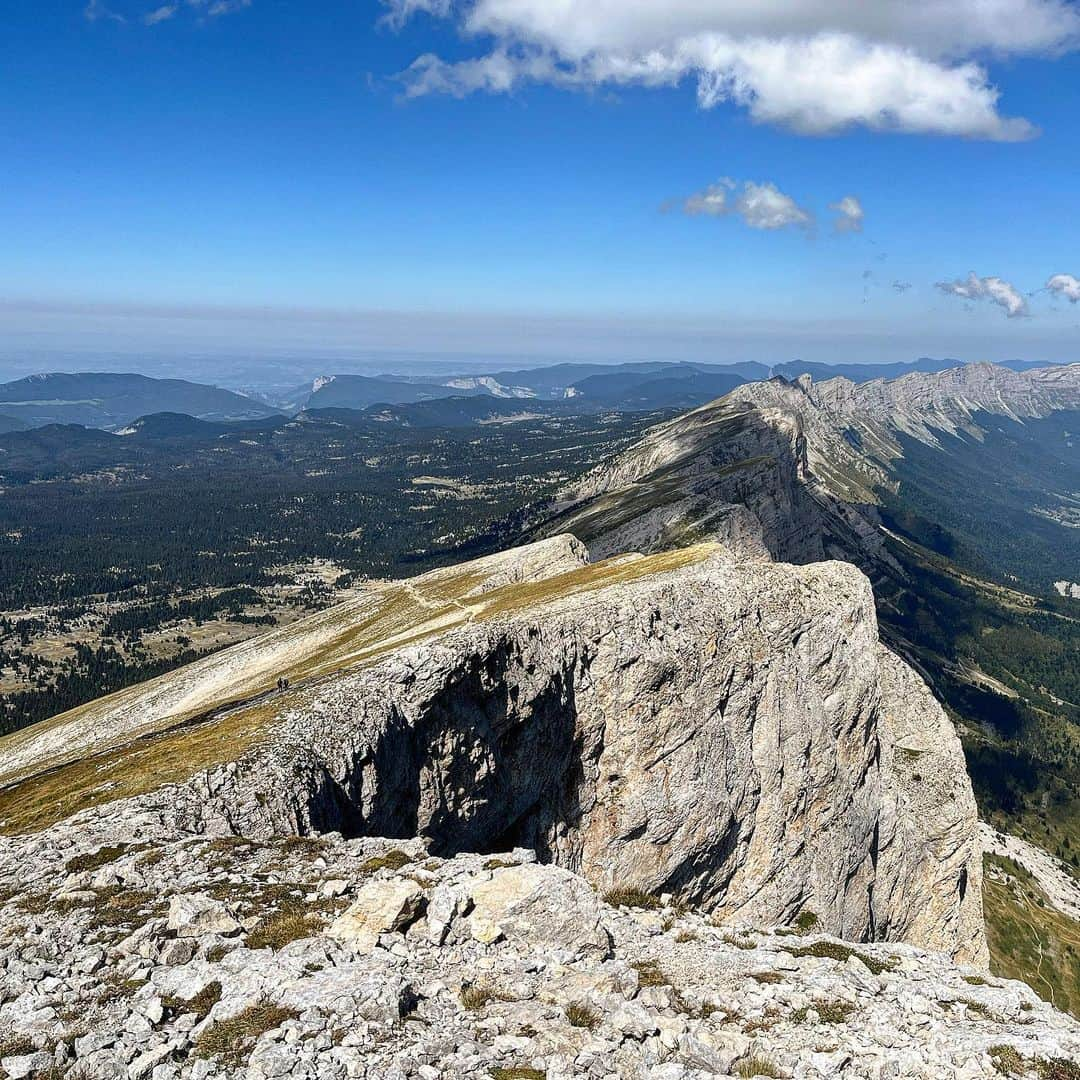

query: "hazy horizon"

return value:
[2, 298, 1075, 392]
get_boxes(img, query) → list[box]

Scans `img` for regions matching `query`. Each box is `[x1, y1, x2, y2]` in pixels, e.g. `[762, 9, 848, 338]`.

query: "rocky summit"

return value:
[1, 834, 1078, 1080]
[0, 489, 1077, 1074]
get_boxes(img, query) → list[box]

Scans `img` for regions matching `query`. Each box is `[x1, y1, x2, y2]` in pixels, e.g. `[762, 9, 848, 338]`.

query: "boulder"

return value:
[467, 864, 610, 962]
[166, 894, 241, 938]
[327, 879, 424, 951]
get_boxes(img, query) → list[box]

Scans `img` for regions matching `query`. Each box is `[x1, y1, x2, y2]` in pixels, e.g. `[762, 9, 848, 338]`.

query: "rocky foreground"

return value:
[1, 832, 1078, 1080]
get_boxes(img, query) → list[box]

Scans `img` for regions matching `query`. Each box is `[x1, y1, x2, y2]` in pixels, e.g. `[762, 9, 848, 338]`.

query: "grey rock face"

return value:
[10, 540, 985, 966]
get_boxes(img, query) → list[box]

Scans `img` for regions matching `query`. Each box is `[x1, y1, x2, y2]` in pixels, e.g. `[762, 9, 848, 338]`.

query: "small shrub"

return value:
[736, 1056, 782, 1078]
[0, 1036, 35, 1058]
[815, 1000, 856, 1024]
[483, 858, 516, 871]
[205, 944, 230, 963]
[565, 1003, 599, 1030]
[489, 1069, 545, 1080]
[963, 975, 989, 986]
[195, 999, 298, 1067]
[1035, 1058, 1080, 1080]
[603, 887, 660, 910]
[989, 1046, 1025, 1077]
[957, 998, 994, 1020]
[163, 981, 222, 1021]
[460, 984, 499, 1011]
[794, 911, 819, 932]
[631, 960, 669, 988]
[361, 850, 413, 873]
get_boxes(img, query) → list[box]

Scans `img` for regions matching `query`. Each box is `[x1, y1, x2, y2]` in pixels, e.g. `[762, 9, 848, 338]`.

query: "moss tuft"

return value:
[361, 849, 413, 873]
[784, 940, 894, 976]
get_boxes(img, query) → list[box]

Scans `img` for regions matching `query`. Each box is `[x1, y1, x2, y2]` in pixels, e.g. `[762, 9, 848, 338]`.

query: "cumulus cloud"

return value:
[1047, 273, 1080, 303]
[830, 195, 864, 233]
[936, 271, 1029, 318]
[388, 1, 1080, 139]
[681, 178, 812, 230]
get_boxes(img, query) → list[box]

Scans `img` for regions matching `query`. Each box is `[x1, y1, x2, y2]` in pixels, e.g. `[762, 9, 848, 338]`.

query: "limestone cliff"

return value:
[0, 535, 986, 966]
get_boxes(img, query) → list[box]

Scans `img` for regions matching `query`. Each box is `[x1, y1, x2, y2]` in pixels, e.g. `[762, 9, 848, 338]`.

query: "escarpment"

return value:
[0, 536, 987, 966]
[541, 362, 1080, 570]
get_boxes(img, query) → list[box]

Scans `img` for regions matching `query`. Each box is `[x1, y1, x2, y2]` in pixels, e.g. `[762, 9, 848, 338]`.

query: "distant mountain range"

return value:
[0, 359, 1070, 432]
[0, 372, 281, 431]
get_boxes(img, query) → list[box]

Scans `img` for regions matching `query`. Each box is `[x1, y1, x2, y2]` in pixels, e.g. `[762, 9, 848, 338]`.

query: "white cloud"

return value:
[388, 0, 1080, 139]
[1047, 273, 1080, 303]
[143, 4, 177, 25]
[936, 272, 1029, 318]
[380, 0, 453, 31]
[830, 195, 864, 233]
[84, 0, 126, 22]
[86, 0, 249, 24]
[190, 0, 252, 17]
[682, 178, 812, 230]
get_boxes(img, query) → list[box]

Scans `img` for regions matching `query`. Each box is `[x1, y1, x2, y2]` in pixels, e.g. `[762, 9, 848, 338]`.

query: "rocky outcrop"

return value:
[0, 835, 1076, 1080]
[545, 362, 1080, 566]
[0, 537, 987, 966]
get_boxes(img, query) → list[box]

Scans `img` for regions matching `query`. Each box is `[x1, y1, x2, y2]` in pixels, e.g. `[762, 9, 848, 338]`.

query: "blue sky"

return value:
[3, 1, 1080, 373]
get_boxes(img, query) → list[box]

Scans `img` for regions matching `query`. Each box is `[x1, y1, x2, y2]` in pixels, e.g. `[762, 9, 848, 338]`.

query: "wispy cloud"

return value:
[380, 0, 452, 31]
[85, 0, 251, 25]
[936, 271, 1029, 318]
[385, 0, 1080, 139]
[143, 4, 177, 25]
[830, 195, 865, 233]
[680, 178, 813, 231]
[84, 0, 126, 23]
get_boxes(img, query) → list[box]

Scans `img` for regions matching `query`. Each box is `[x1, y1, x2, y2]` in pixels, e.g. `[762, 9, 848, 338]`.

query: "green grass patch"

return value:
[783, 940, 895, 976]
[195, 1000, 298, 1067]
[603, 887, 660, 910]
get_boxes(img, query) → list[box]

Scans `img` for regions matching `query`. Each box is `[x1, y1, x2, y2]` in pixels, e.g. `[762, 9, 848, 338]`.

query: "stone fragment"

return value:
[166, 894, 241, 938]
[327, 879, 424, 951]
